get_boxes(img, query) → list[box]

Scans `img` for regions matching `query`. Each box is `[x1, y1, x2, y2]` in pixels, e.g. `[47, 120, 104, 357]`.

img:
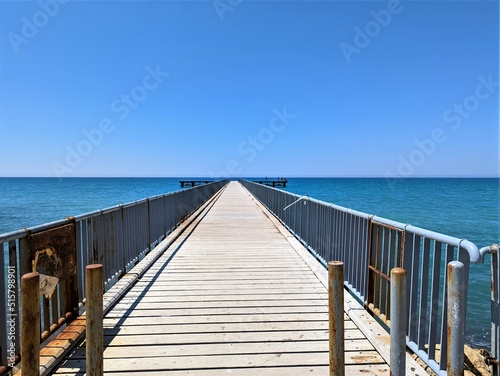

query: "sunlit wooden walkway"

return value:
[50, 182, 426, 375]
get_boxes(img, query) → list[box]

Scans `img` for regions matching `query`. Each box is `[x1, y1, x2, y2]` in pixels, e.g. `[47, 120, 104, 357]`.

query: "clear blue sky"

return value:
[0, 0, 498, 178]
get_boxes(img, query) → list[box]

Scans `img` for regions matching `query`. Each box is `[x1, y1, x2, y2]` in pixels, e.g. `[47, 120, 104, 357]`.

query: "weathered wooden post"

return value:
[447, 261, 465, 376]
[390, 268, 407, 376]
[328, 261, 345, 376]
[21, 272, 40, 376]
[86, 264, 103, 376]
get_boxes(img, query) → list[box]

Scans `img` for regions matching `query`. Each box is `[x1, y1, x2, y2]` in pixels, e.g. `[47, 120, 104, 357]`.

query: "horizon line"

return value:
[0, 175, 498, 179]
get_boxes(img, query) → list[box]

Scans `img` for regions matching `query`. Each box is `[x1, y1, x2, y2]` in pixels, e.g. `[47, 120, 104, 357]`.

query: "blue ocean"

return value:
[0, 177, 498, 349]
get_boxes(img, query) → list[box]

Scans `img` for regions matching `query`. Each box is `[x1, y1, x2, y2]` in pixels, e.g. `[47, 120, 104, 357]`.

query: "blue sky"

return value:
[0, 0, 498, 178]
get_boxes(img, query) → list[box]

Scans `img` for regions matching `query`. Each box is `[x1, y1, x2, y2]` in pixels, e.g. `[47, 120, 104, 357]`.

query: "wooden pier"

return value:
[47, 182, 426, 375]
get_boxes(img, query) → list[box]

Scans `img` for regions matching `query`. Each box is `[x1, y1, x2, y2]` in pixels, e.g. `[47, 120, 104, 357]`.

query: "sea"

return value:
[0, 177, 498, 350]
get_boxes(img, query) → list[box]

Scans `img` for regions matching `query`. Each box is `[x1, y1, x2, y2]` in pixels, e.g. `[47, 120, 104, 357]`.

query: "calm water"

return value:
[0, 177, 498, 349]
[0, 178, 183, 234]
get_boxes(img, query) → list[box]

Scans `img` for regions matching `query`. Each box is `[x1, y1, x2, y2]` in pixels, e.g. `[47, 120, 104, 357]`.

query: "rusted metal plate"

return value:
[367, 221, 405, 324]
[28, 223, 77, 281]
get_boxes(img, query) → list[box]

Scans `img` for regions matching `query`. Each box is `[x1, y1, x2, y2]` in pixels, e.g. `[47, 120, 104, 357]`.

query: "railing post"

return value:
[490, 246, 499, 376]
[390, 268, 407, 376]
[21, 272, 40, 376]
[328, 261, 345, 376]
[447, 261, 465, 376]
[86, 264, 103, 376]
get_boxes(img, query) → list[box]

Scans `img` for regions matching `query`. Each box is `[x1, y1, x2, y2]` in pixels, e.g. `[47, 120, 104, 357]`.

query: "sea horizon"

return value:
[0, 175, 498, 178]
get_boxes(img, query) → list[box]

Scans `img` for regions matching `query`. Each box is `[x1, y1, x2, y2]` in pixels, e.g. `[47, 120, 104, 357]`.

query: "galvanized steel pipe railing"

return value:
[0, 179, 228, 372]
[239, 179, 494, 376]
[479, 244, 499, 376]
[390, 267, 407, 376]
[447, 261, 466, 376]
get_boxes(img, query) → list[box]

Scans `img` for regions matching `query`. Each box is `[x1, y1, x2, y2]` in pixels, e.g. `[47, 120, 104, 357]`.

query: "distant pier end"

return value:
[179, 180, 213, 187]
[181, 178, 288, 188]
[252, 178, 288, 187]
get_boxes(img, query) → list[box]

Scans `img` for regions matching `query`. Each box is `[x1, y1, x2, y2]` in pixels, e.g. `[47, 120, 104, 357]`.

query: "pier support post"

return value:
[390, 268, 407, 376]
[86, 264, 104, 376]
[328, 261, 345, 376]
[21, 272, 40, 376]
[447, 261, 465, 376]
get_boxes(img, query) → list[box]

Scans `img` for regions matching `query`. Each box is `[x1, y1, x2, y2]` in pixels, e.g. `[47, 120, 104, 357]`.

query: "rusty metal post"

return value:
[328, 261, 345, 376]
[447, 261, 465, 376]
[390, 268, 407, 376]
[21, 272, 40, 376]
[86, 264, 103, 376]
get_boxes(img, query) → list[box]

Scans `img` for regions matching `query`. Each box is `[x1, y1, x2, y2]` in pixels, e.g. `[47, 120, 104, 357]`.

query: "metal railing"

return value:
[0, 180, 228, 372]
[240, 179, 498, 376]
[480, 244, 500, 376]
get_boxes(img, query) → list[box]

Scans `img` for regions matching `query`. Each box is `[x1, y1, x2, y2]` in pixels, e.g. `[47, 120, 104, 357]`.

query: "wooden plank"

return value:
[68, 339, 375, 358]
[121, 289, 326, 296]
[116, 296, 327, 303]
[52, 364, 391, 375]
[139, 274, 320, 281]
[133, 279, 322, 286]
[130, 282, 326, 290]
[110, 299, 329, 310]
[100, 329, 366, 347]
[106, 306, 329, 317]
[53, 351, 385, 373]
[102, 321, 331, 333]
[101, 321, 357, 335]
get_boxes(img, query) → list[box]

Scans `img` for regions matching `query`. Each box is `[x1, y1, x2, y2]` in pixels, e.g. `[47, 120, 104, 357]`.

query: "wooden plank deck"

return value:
[49, 182, 427, 375]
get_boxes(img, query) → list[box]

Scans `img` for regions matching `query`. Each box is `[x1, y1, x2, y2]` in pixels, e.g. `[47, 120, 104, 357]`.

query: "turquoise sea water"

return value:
[0, 177, 498, 349]
[0, 178, 183, 234]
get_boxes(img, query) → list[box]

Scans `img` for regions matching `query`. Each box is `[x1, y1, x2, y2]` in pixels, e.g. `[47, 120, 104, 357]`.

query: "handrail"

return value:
[480, 244, 499, 376]
[479, 243, 499, 262]
[372, 216, 482, 263]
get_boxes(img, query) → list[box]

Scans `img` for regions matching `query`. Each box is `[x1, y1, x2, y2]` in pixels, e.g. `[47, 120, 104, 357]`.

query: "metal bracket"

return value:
[479, 243, 499, 263]
[283, 195, 308, 211]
